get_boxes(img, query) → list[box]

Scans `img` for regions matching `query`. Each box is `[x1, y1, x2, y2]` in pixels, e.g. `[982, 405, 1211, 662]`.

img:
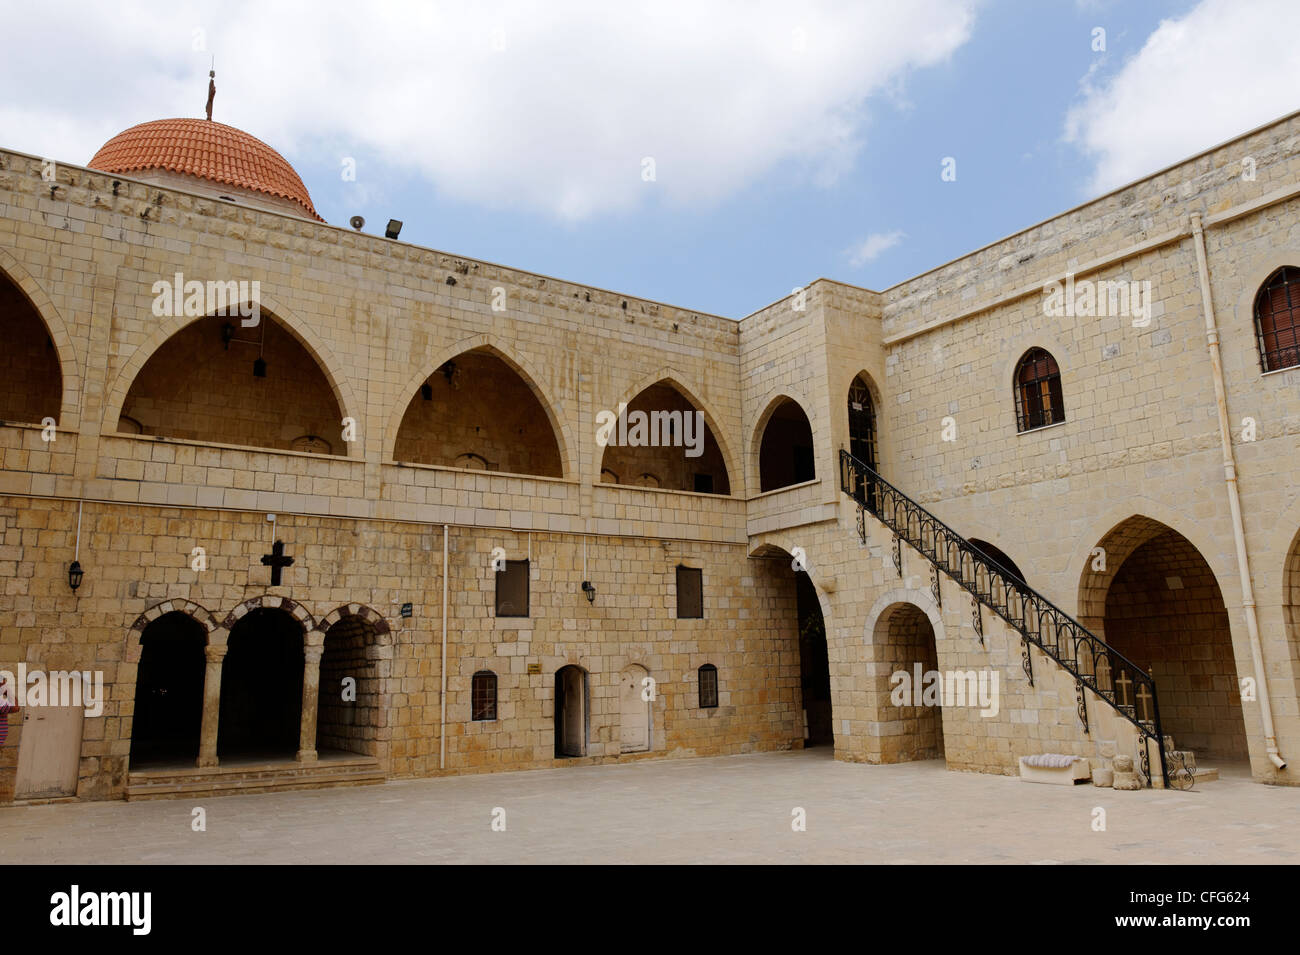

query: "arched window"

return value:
[698, 664, 718, 709]
[471, 670, 498, 721]
[1014, 348, 1064, 432]
[1255, 267, 1300, 372]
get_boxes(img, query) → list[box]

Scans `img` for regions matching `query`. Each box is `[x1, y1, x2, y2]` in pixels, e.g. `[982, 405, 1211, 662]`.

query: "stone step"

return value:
[127, 756, 385, 801]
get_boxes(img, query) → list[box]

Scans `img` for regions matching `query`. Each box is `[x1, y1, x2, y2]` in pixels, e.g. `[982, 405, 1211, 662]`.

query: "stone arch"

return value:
[999, 332, 1074, 404]
[1231, 245, 1300, 374]
[864, 593, 947, 763]
[1068, 496, 1236, 619]
[386, 336, 575, 479]
[1076, 513, 1249, 760]
[101, 291, 362, 457]
[318, 603, 392, 637]
[843, 368, 884, 460]
[317, 604, 392, 758]
[747, 537, 835, 748]
[129, 610, 209, 767]
[221, 595, 316, 642]
[751, 391, 819, 494]
[126, 598, 221, 663]
[0, 248, 80, 429]
[598, 368, 737, 494]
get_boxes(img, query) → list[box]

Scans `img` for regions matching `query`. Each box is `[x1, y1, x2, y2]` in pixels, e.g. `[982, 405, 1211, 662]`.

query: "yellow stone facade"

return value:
[2, 108, 1299, 801]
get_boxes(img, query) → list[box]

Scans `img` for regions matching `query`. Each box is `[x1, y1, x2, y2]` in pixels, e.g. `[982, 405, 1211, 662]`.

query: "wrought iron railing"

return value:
[839, 449, 1168, 787]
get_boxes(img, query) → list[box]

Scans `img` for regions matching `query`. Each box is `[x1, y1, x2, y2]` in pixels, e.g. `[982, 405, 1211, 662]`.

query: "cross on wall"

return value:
[261, 540, 294, 586]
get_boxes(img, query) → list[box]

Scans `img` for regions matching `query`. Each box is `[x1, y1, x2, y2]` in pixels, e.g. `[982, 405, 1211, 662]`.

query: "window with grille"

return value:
[471, 670, 497, 721]
[495, 559, 529, 617]
[698, 664, 718, 708]
[1255, 267, 1300, 372]
[1014, 348, 1065, 432]
[676, 565, 703, 619]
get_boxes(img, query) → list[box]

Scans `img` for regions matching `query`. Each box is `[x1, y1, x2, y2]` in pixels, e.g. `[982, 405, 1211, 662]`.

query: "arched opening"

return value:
[394, 349, 563, 476]
[0, 270, 62, 425]
[1013, 347, 1065, 432]
[872, 602, 944, 763]
[1254, 266, 1300, 372]
[599, 382, 730, 494]
[217, 608, 304, 760]
[130, 612, 206, 768]
[119, 312, 346, 453]
[554, 665, 589, 758]
[797, 570, 833, 747]
[1080, 517, 1248, 761]
[758, 398, 815, 492]
[620, 664, 651, 753]
[316, 615, 381, 757]
[968, 539, 1026, 584]
[1284, 530, 1300, 669]
[847, 374, 879, 509]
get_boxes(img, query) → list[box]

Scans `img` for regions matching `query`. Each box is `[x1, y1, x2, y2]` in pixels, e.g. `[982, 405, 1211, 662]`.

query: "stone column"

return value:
[197, 644, 228, 768]
[296, 642, 324, 763]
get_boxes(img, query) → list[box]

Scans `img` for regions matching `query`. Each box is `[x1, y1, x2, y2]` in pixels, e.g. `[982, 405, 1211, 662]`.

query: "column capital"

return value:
[304, 646, 324, 665]
[204, 645, 229, 663]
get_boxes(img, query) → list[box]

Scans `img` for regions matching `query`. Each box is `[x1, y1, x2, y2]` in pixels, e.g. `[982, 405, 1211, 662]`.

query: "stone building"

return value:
[1, 105, 1298, 802]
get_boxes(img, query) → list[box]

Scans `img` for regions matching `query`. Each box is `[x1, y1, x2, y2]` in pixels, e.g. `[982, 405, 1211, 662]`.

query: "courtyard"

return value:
[0, 750, 1293, 865]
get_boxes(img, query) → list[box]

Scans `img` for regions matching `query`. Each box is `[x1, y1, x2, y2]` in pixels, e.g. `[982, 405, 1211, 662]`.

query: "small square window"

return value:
[698, 665, 718, 709]
[676, 565, 703, 619]
[495, 559, 530, 617]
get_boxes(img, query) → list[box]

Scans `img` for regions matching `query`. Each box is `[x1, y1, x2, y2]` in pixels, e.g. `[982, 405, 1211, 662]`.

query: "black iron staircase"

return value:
[839, 449, 1168, 787]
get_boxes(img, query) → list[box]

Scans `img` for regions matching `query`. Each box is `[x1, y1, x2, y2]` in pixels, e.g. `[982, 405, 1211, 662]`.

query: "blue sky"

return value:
[6, 0, 1298, 317]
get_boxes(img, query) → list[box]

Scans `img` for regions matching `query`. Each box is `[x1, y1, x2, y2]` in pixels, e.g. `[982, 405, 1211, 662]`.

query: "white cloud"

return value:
[845, 230, 905, 267]
[1065, 0, 1300, 194]
[0, 0, 975, 221]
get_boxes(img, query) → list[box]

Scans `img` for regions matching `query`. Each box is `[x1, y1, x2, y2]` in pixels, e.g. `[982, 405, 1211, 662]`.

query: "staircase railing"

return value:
[839, 449, 1168, 788]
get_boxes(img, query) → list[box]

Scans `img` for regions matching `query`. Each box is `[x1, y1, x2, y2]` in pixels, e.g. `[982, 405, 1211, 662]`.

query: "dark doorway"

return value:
[218, 608, 304, 760]
[847, 374, 878, 510]
[967, 539, 1026, 584]
[797, 571, 833, 747]
[554, 665, 588, 757]
[759, 399, 816, 492]
[130, 612, 207, 768]
[316, 616, 380, 757]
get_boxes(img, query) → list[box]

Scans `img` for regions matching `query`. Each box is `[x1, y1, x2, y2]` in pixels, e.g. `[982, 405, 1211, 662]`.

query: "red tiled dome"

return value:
[89, 118, 322, 220]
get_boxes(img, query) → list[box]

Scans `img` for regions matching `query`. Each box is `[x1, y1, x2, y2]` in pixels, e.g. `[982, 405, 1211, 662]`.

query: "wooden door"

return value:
[15, 703, 83, 799]
[620, 665, 650, 753]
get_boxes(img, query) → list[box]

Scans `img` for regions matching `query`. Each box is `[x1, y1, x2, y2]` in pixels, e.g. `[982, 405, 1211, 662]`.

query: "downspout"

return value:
[440, 524, 449, 771]
[1190, 212, 1286, 771]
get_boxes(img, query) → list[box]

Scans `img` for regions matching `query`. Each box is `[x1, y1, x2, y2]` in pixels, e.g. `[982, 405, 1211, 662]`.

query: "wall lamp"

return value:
[386, 219, 403, 239]
[581, 581, 596, 604]
[68, 560, 84, 592]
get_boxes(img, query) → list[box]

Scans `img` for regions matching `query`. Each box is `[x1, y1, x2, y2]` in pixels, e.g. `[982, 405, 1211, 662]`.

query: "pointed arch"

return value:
[751, 391, 819, 493]
[0, 248, 80, 429]
[598, 368, 738, 495]
[101, 290, 362, 457]
[386, 335, 576, 479]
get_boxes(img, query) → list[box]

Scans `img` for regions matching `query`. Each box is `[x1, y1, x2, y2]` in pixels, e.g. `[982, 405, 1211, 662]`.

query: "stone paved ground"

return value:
[0, 751, 1295, 864]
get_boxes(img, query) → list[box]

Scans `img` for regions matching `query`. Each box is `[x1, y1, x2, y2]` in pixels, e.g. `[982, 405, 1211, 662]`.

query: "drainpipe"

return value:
[440, 524, 449, 771]
[1190, 212, 1286, 771]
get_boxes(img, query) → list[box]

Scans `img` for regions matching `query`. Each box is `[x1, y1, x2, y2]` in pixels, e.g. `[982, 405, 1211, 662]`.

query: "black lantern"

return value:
[581, 580, 596, 604]
[68, 560, 84, 592]
[253, 357, 267, 378]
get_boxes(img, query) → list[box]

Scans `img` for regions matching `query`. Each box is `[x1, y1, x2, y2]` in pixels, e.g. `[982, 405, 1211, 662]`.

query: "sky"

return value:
[3, 0, 1298, 317]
